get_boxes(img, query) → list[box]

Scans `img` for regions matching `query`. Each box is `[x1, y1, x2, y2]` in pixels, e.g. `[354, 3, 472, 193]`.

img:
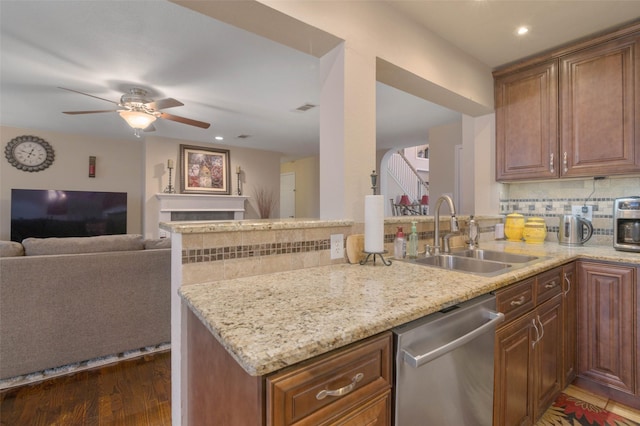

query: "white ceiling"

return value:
[1, 1, 638, 159]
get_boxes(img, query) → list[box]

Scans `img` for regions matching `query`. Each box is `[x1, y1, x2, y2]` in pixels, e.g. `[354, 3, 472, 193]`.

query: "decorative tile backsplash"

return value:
[501, 176, 640, 244]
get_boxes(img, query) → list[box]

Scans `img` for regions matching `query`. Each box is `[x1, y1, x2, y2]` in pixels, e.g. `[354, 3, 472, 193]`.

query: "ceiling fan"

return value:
[59, 87, 211, 137]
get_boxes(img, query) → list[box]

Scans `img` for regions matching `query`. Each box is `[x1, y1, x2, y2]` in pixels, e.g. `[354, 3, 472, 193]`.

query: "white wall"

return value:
[142, 135, 281, 237]
[1, 126, 143, 240]
[1, 126, 283, 240]
[428, 121, 461, 214]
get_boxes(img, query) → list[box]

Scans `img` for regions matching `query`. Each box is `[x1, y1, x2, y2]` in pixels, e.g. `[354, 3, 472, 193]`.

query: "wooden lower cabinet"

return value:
[185, 307, 392, 425]
[266, 332, 392, 426]
[494, 266, 565, 426]
[576, 261, 640, 409]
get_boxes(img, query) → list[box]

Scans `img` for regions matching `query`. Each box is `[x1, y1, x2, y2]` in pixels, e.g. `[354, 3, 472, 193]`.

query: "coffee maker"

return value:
[613, 196, 640, 252]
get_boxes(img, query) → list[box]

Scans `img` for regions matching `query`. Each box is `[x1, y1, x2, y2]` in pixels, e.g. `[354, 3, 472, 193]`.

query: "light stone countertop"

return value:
[179, 241, 639, 377]
[160, 218, 353, 234]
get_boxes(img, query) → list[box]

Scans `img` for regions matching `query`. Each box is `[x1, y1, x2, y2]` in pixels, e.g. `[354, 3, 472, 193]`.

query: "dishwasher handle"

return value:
[402, 311, 505, 368]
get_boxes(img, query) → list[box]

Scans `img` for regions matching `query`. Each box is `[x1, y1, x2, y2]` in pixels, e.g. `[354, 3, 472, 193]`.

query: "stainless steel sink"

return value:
[449, 249, 539, 264]
[402, 249, 543, 276]
[413, 255, 512, 276]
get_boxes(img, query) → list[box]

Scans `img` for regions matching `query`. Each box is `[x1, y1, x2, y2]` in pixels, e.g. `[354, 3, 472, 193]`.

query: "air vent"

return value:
[236, 134, 251, 139]
[295, 103, 317, 112]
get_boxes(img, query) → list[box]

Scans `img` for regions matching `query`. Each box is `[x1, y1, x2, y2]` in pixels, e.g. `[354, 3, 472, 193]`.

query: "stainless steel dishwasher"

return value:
[393, 293, 504, 425]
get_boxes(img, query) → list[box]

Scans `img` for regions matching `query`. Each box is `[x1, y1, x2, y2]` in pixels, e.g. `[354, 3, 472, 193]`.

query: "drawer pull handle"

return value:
[510, 296, 526, 306]
[316, 373, 364, 400]
[545, 281, 557, 289]
[564, 273, 571, 296]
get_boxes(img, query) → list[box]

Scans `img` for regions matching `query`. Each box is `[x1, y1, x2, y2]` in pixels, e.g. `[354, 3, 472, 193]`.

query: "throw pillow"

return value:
[0, 241, 25, 257]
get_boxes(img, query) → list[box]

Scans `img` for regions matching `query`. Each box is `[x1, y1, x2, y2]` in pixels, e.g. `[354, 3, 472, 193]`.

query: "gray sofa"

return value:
[0, 234, 171, 380]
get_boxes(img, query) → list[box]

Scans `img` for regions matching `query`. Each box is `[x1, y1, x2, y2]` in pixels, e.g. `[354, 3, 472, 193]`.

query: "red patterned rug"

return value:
[537, 393, 639, 426]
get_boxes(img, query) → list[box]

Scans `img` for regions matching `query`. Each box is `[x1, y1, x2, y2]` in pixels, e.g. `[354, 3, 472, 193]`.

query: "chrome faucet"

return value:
[433, 195, 459, 254]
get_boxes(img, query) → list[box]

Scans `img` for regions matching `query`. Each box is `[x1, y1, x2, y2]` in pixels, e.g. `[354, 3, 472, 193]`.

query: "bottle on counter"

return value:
[407, 221, 418, 258]
[394, 227, 405, 259]
[468, 215, 479, 249]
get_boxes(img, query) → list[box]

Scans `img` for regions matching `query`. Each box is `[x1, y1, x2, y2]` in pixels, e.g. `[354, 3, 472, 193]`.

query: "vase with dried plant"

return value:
[253, 186, 277, 219]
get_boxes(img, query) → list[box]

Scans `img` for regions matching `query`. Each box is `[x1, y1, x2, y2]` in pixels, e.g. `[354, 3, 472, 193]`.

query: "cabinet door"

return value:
[494, 311, 536, 426]
[577, 262, 636, 395]
[562, 263, 577, 388]
[495, 60, 558, 181]
[533, 294, 563, 421]
[560, 33, 640, 177]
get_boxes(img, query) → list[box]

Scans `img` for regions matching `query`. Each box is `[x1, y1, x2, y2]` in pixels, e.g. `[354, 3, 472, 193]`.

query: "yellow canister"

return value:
[523, 217, 547, 244]
[504, 213, 525, 242]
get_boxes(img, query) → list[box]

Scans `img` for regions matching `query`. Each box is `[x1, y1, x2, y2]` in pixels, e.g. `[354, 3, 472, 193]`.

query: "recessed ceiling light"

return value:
[214, 136, 224, 141]
[517, 26, 529, 36]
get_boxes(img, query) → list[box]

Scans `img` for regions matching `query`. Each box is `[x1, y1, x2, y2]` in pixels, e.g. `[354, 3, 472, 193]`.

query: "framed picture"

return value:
[179, 145, 231, 195]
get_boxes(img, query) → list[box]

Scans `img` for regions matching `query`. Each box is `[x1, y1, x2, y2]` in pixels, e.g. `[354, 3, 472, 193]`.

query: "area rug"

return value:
[537, 393, 639, 426]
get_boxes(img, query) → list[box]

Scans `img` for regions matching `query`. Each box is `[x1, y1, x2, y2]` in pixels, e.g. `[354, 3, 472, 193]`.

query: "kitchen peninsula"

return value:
[162, 219, 640, 425]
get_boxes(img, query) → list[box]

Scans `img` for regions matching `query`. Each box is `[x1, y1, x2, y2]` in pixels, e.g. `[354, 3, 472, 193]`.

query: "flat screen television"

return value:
[10, 189, 127, 242]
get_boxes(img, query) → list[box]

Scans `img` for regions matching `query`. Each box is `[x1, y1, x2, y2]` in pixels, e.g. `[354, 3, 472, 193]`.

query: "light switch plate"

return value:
[330, 234, 344, 259]
[572, 205, 593, 221]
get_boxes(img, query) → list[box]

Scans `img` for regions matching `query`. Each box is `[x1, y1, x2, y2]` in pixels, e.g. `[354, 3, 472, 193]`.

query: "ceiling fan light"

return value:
[118, 110, 157, 130]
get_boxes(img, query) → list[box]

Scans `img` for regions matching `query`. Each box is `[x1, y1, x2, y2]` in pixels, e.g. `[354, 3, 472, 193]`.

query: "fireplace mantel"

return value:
[154, 194, 249, 237]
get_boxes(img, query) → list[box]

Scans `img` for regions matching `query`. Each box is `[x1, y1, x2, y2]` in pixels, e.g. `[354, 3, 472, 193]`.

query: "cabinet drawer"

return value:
[535, 267, 563, 305]
[266, 332, 392, 426]
[496, 278, 534, 323]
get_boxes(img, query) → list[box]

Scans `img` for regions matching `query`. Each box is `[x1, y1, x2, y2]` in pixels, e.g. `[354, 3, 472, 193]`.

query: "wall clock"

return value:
[4, 135, 55, 172]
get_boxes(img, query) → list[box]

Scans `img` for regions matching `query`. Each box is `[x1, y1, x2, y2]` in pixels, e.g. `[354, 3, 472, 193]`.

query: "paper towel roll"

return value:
[364, 195, 384, 253]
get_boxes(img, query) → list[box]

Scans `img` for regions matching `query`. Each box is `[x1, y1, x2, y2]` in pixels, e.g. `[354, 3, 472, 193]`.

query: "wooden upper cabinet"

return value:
[495, 60, 558, 181]
[494, 22, 640, 181]
[560, 33, 640, 177]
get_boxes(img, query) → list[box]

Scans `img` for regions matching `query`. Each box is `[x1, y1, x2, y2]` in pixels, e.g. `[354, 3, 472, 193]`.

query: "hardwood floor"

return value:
[0, 351, 171, 426]
[2, 349, 639, 425]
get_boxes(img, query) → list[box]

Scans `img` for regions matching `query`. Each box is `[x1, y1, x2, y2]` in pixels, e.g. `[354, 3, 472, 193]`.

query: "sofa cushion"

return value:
[0, 241, 25, 257]
[22, 234, 145, 256]
[144, 238, 172, 250]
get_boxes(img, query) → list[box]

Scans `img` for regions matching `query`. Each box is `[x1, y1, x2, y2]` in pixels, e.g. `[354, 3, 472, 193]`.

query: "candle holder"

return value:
[236, 166, 242, 195]
[164, 163, 175, 193]
[370, 170, 378, 195]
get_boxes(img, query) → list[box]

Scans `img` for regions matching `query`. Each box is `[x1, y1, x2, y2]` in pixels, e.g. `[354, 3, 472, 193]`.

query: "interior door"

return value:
[280, 172, 295, 218]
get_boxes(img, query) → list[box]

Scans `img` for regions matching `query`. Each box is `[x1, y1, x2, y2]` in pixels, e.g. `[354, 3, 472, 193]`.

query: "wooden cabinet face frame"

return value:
[560, 34, 640, 177]
[494, 23, 640, 182]
[576, 261, 637, 399]
[494, 268, 566, 425]
[495, 60, 558, 181]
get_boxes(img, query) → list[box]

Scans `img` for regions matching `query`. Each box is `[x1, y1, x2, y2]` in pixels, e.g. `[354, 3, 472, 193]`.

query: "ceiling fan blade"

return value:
[159, 112, 210, 129]
[63, 110, 119, 115]
[58, 87, 119, 105]
[145, 98, 183, 110]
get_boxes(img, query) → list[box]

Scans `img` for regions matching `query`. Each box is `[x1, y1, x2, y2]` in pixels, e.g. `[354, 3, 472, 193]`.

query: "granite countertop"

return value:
[179, 241, 639, 377]
[160, 218, 354, 234]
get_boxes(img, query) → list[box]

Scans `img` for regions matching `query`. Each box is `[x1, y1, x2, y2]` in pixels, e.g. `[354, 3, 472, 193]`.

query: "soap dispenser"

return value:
[394, 227, 405, 259]
[407, 221, 418, 258]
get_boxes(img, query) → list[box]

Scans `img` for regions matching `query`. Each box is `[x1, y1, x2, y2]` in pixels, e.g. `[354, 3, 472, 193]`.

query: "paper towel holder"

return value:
[359, 250, 391, 266]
